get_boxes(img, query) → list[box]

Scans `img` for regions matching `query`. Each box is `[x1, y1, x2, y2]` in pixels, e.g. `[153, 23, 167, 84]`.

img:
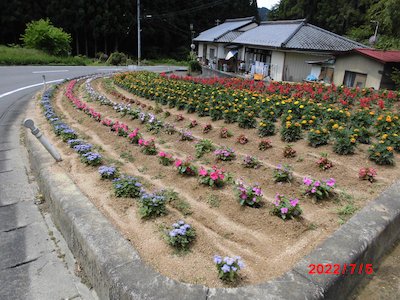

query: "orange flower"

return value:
[386, 116, 392, 123]
[387, 146, 394, 152]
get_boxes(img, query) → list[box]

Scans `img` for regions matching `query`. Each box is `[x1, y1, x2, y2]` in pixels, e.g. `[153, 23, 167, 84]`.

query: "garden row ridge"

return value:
[26, 80, 400, 299]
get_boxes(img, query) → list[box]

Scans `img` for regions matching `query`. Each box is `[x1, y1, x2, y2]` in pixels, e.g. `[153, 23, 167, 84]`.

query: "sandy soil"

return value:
[33, 77, 400, 288]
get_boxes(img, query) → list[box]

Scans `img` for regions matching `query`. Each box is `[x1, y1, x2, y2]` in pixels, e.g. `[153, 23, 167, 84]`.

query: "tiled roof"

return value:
[215, 31, 242, 43]
[284, 24, 367, 51]
[353, 48, 400, 63]
[231, 20, 367, 52]
[232, 20, 304, 47]
[193, 17, 255, 42]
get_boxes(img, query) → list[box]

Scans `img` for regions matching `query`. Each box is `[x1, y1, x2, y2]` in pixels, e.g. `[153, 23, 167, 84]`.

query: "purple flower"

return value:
[221, 264, 231, 273]
[311, 187, 317, 193]
[237, 260, 245, 269]
[223, 257, 235, 266]
[325, 178, 336, 187]
[290, 198, 299, 207]
[303, 177, 313, 186]
[213, 255, 222, 264]
[314, 181, 321, 187]
[281, 207, 288, 214]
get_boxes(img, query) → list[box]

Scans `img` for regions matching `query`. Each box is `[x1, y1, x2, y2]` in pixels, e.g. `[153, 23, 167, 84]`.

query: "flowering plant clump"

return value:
[112, 122, 129, 137]
[333, 129, 357, 155]
[175, 114, 185, 121]
[272, 193, 302, 220]
[67, 139, 83, 148]
[179, 129, 194, 141]
[138, 138, 157, 155]
[101, 118, 114, 127]
[138, 191, 167, 218]
[73, 143, 93, 154]
[166, 220, 196, 250]
[283, 145, 296, 158]
[53, 123, 70, 136]
[308, 127, 330, 147]
[220, 127, 233, 138]
[281, 121, 302, 142]
[128, 128, 142, 144]
[258, 139, 272, 151]
[194, 139, 215, 158]
[175, 157, 198, 176]
[316, 153, 333, 170]
[272, 164, 293, 183]
[214, 147, 236, 161]
[258, 119, 275, 137]
[303, 177, 336, 201]
[158, 151, 174, 166]
[237, 134, 249, 145]
[238, 111, 257, 129]
[203, 124, 213, 134]
[198, 166, 226, 188]
[98, 165, 119, 180]
[359, 167, 377, 182]
[235, 179, 262, 207]
[80, 152, 102, 166]
[60, 128, 78, 142]
[112, 176, 142, 198]
[188, 119, 198, 128]
[214, 255, 244, 282]
[368, 142, 395, 165]
[163, 123, 176, 135]
[242, 155, 262, 169]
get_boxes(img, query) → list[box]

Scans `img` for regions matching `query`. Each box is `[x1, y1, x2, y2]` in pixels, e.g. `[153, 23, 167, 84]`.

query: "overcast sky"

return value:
[257, 0, 280, 9]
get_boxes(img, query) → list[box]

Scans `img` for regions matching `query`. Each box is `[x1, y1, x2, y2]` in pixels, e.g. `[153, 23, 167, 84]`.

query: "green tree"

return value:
[21, 18, 71, 56]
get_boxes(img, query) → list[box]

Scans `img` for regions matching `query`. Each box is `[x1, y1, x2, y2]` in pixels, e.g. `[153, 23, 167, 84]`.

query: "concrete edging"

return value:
[26, 112, 400, 299]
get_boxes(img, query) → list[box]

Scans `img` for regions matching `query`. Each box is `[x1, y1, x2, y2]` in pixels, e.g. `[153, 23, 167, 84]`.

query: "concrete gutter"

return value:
[26, 117, 400, 299]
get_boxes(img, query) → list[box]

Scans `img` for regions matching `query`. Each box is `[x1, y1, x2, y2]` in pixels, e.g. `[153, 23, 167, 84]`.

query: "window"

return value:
[209, 48, 216, 59]
[343, 71, 367, 88]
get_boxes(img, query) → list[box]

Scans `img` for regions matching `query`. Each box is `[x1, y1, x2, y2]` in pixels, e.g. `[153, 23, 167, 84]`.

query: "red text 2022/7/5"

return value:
[308, 263, 373, 275]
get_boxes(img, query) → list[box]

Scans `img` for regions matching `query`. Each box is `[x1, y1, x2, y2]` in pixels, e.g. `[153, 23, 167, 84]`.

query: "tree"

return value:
[21, 18, 71, 56]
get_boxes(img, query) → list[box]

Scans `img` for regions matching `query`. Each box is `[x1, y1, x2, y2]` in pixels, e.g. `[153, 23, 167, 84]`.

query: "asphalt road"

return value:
[0, 65, 181, 300]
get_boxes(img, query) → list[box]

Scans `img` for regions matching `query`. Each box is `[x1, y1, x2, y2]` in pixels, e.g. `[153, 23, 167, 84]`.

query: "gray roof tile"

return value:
[215, 31, 243, 43]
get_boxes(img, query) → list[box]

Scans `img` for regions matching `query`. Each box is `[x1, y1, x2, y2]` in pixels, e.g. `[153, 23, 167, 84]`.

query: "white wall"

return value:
[334, 54, 383, 89]
[197, 43, 204, 59]
[271, 51, 285, 81]
[284, 52, 331, 82]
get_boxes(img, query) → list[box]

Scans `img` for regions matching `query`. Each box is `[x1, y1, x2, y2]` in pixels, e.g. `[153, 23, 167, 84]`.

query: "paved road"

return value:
[0, 65, 182, 300]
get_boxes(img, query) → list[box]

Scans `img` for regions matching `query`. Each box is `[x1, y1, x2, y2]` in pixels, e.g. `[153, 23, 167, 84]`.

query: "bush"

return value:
[106, 52, 127, 65]
[189, 60, 202, 73]
[214, 255, 244, 282]
[166, 220, 196, 250]
[195, 139, 215, 158]
[271, 194, 302, 220]
[112, 176, 142, 198]
[138, 192, 166, 218]
[21, 19, 71, 56]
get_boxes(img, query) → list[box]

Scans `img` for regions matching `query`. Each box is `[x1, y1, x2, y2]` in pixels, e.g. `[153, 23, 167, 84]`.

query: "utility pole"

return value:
[137, 0, 141, 66]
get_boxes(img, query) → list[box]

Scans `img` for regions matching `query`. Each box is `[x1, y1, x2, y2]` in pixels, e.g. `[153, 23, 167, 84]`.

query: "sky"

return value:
[257, 0, 280, 9]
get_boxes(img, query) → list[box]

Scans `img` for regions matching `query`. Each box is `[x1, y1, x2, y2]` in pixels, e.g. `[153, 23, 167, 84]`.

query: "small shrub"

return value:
[308, 127, 330, 147]
[214, 255, 244, 282]
[188, 120, 198, 128]
[283, 145, 296, 158]
[203, 124, 213, 134]
[158, 151, 174, 166]
[80, 152, 102, 166]
[175, 114, 185, 121]
[237, 134, 249, 145]
[235, 179, 262, 207]
[238, 111, 257, 129]
[112, 176, 142, 198]
[60, 128, 77, 142]
[258, 119, 275, 137]
[138, 138, 157, 155]
[98, 165, 119, 180]
[139, 192, 166, 218]
[316, 153, 333, 170]
[73, 143, 92, 154]
[303, 177, 336, 202]
[220, 127, 233, 138]
[198, 166, 226, 188]
[271, 194, 302, 220]
[281, 122, 302, 142]
[195, 139, 215, 158]
[106, 52, 127, 65]
[333, 130, 357, 155]
[179, 129, 194, 141]
[368, 142, 395, 165]
[163, 123, 176, 135]
[128, 128, 142, 144]
[214, 147, 236, 161]
[242, 155, 262, 169]
[175, 157, 198, 176]
[272, 164, 293, 183]
[258, 139, 272, 151]
[359, 167, 377, 182]
[166, 220, 196, 250]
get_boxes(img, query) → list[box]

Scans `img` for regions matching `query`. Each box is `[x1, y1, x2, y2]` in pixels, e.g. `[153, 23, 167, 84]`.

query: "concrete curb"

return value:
[26, 119, 400, 299]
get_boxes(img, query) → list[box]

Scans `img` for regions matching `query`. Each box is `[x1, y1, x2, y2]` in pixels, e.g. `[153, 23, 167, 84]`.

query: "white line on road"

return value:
[97, 68, 123, 71]
[32, 70, 69, 73]
[0, 79, 64, 99]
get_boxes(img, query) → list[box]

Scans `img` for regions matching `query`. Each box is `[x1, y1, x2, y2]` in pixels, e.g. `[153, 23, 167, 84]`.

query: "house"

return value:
[195, 18, 367, 82]
[194, 17, 257, 71]
[334, 49, 400, 90]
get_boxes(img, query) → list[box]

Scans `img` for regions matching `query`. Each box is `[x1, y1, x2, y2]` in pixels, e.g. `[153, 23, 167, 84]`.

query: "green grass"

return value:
[0, 45, 93, 65]
[141, 58, 189, 67]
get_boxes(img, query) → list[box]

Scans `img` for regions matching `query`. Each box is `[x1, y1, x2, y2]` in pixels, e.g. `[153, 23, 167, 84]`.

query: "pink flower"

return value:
[210, 172, 219, 180]
[314, 181, 321, 187]
[303, 177, 313, 186]
[138, 139, 144, 145]
[199, 167, 208, 176]
[325, 178, 336, 187]
[311, 187, 317, 193]
[159, 151, 166, 157]
[290, 198, 299, 207]
[281, 207, 288, 214]
[175, 159, 182, 167]
[219, 173, 225, 180]
[240, 193, 247, 199]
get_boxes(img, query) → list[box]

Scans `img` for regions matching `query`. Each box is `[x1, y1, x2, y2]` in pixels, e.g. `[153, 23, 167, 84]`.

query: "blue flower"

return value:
[213, 255, 222, 264]
[221, 264, 231, 273]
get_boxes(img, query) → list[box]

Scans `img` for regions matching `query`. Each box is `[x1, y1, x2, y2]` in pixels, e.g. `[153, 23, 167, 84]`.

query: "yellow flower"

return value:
[369, 111, 375, 116]
[301, 120, 307, 124]
[379, 140, 384, 144]
[294, 101, 299, 105]
[377, 115, 383, 121]
[351, 138, 356, 143]
[308, 120, 313, 124]
[375, 152, 381, 156]
[295, 122, 300, 127]
[382, 134, 388, 140]
[315, 130, 321, 134]
[386, 116, 392, 122]
[332, 124, 339, 129]
[288, 109, 292, 113]
[387, 146, 394, 152]
[299, 105, 304, 109]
